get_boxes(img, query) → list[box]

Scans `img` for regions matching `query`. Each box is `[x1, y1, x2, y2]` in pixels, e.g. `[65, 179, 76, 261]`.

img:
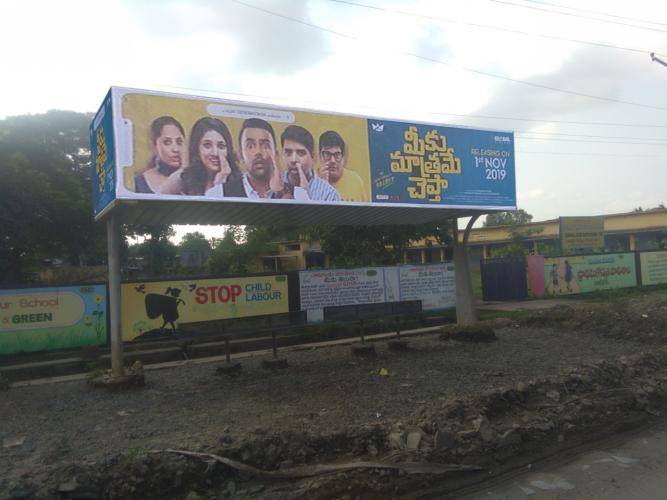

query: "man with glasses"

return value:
[318, 130, 369, 202]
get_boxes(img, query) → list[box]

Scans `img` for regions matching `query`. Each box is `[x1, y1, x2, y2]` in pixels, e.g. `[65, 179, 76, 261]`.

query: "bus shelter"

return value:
[91, 87, 517, 376]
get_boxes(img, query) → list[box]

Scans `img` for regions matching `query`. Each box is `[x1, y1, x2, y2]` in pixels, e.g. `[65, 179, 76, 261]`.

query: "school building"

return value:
[259, 208, 667, 272]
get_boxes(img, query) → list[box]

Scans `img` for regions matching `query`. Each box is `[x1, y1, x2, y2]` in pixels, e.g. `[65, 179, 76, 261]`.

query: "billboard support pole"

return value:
[107, 213, 125, 377]
[454, 216, 479, 325]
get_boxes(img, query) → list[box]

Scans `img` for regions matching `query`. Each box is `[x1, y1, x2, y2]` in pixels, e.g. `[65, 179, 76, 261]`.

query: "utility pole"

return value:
[651, 52, 667, 68]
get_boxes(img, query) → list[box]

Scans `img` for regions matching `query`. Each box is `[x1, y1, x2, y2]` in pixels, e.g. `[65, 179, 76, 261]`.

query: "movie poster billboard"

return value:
[559, 216, 605, 255]
[91, 87, 516, 218]
[536, 253, 637, 296]
[0, 285, 107, 355]
[120, 275, 288, 341]
[639, 250, 667, 285]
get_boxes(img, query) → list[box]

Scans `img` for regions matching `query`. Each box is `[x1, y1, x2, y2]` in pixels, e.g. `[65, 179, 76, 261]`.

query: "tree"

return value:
[305, 220, 454, 268]
[0, 110, 107, 283]
[125, 224, 177, 276]
[483, 209, 533, 227]
[178, 231, 213, 270]
[634, 203, 665, 212]
[179, 232, 211, 254]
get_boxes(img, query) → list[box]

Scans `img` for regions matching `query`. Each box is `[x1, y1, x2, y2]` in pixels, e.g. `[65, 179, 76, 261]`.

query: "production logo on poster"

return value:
[0, 285, 107, 355]
[92, 87, 516, 218]
[120, 275, 288, 341]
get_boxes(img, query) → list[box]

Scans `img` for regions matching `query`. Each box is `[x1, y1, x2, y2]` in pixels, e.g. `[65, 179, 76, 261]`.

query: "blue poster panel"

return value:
[90, 89, 116, 216]
[368, 120, 515, 207]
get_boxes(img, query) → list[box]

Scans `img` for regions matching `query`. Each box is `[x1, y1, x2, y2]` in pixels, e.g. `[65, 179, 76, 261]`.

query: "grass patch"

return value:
[478, 309, 534, 322]
[567, 283, 667, 303]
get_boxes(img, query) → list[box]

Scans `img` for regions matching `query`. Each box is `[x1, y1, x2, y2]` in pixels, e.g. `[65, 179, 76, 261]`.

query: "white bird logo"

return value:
[371, 122, 384, 132]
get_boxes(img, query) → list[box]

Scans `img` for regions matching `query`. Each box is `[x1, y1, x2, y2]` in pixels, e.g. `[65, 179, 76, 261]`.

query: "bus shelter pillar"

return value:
[454, 216, 479, 325]
[107, 214, 125, 377]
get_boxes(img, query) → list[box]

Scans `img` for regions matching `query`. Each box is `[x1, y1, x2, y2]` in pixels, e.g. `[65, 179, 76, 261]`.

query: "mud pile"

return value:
[522, 293, 667, 343]
[6, 349, 667, 499]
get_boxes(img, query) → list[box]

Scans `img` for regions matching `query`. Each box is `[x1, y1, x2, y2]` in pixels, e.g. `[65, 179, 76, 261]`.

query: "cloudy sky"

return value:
[2, 0, 666, 241]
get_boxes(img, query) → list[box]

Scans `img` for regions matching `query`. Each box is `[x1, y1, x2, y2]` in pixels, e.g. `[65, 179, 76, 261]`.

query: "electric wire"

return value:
[517, 136, 667, 146]
[157, 84, 667, 130]
[516, 131, 667, 141]
[485, 0, 667, 33]
[328, 0, 666, 57]
[519, 0, 667, 27]
[230, 0, 667, 111]
[517, 150, 667, 157]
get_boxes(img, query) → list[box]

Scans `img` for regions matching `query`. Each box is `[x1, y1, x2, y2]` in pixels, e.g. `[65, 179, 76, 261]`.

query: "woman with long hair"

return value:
[134, 116, 185, 193]
[159, 117, 240, 195]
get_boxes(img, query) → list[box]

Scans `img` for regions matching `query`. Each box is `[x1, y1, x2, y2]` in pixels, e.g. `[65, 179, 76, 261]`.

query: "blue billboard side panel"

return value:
[90, 90, 117, 216]
[368, 119, 516, 208]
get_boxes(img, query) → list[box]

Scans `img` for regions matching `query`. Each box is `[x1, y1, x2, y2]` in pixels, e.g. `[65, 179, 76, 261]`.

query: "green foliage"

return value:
[305, 220, 454, 268]
[483, 209, 533, 227]
[0, 110, 107, 283]
[126, 225, 177, 277]
[633, 203, 665, 212]
[179, 231, 211, 254]
[208, 225, 300, 274]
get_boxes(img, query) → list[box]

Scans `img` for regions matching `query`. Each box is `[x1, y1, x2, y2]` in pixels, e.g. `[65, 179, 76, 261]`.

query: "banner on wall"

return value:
[299, 268, 388, 310]
[640, 251, 667, 285]
[121, 275, 289, 341]
[91, 87, 516, 218]
[398, 264, 456, 310]
[530, 253, 637, 296]
[0, 285, 107, 355]
[559, 216, 605, 255]
[299, 263, 455, 312]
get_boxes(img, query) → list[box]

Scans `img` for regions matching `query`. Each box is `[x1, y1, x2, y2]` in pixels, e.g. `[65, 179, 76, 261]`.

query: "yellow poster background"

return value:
[121, 275, 289, 341]
[121, 92, 371, 202]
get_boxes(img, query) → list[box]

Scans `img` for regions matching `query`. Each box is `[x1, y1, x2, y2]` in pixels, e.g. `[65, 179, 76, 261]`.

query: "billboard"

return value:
[559, 216, 605, 255]
[534, 253, 637, 296]
[0, 285, 107, 355]
[90, 90, 117, 216]
[639, 250, 667, 285]
[92, 87, 516, 219]
[120, 275, 289, 341]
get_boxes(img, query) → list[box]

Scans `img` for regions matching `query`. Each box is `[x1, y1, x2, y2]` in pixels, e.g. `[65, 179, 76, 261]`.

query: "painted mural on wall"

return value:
[0, 285, 107, 355]
[120, 275, 288, 341]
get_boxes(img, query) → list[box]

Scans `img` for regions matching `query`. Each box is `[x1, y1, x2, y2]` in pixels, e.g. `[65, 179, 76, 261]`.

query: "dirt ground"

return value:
[1, 290, 667, 499]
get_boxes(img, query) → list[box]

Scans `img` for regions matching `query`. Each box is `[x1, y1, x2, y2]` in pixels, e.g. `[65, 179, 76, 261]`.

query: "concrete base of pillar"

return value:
[261, 358, 289, 371]
[351, 343, 377, 357]
[88, 371, 145, 391]
[387, 339, 409, 351]
[216, 362, 242, 376]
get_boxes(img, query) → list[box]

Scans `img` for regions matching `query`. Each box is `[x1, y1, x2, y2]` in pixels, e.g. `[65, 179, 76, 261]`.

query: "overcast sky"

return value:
[2, 0, 666, 241]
